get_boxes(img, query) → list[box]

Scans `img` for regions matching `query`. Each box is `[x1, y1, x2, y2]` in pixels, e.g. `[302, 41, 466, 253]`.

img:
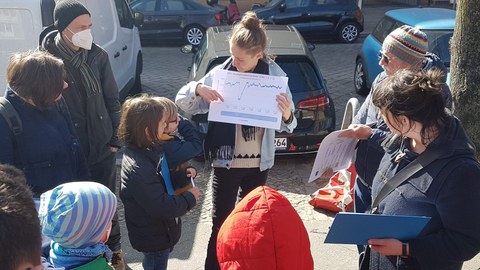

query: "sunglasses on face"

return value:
[378, 51, 391, 64]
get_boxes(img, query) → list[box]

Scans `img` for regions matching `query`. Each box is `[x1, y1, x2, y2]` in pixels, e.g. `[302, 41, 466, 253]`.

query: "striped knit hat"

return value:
[39, 182, 117, 249]
[382, 25, 428, 66]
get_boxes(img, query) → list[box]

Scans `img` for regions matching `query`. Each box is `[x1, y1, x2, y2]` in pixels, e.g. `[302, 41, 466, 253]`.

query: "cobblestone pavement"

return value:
[116, 4, 480, 269]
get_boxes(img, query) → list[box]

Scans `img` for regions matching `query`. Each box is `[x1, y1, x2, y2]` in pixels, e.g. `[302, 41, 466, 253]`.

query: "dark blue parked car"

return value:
[254, 0, 364, 43]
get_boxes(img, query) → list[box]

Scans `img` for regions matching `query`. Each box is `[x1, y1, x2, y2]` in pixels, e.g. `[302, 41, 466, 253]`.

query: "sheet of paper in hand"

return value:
[308, 130, 358, 183]
[208, 69, 288, 130]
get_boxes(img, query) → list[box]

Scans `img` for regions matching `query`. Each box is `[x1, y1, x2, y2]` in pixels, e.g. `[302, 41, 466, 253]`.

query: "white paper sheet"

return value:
[308, 130, 359, 183]
[208, 69, 288, 129]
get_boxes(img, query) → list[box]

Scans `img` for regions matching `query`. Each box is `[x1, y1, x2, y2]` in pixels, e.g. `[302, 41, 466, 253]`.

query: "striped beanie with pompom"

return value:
[38, 181, 117, 249]
[382, 25, 428, 66]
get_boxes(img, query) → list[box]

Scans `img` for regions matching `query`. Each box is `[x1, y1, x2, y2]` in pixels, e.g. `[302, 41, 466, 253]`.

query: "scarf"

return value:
[204, 58, 269, 162]
[55, 34, 101, 97]
[49, 242, 112, 269]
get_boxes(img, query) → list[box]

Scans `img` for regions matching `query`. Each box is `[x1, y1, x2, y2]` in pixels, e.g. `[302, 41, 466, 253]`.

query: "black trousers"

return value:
[89, 152, 121, 252]
[204, 167, 268, 270]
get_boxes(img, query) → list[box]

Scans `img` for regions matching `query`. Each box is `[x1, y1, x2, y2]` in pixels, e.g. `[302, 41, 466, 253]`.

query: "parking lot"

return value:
[119, 4, 480, 269]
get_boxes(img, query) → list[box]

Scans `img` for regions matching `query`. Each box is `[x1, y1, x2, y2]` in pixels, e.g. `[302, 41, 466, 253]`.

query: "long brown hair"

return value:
[118, 95, 166, 148]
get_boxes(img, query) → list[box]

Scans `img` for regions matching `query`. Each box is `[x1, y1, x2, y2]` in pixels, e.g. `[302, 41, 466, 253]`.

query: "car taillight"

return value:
[296, 96, 329, 109]
[215, 13, 223, 21]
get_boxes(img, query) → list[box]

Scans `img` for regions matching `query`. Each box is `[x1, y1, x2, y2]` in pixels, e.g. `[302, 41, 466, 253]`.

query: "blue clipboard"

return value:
[324, 212, 431, 245]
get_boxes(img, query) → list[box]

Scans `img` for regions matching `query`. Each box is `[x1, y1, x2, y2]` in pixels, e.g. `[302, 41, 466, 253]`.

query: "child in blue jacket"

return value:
[155, 97, 203, 194]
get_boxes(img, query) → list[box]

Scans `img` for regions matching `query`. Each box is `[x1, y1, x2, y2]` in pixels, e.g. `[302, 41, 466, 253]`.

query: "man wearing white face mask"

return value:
[39, 1, 124, 269]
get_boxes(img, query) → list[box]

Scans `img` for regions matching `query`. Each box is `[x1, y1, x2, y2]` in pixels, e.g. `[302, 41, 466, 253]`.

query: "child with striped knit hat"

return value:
[38, 182, 117, 270]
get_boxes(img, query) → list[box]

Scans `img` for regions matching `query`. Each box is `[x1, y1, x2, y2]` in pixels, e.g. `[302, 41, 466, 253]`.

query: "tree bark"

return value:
[450, 0, 480, 152]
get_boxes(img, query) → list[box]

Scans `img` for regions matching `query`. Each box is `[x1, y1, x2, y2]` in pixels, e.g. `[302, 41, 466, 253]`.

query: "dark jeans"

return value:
[89, 152, 121, 252]
[142, 248, 171, 270]
[205, 167, 268, 270]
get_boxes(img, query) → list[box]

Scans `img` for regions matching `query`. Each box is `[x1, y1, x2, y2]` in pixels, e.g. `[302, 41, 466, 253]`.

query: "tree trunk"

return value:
[450, 0, 480, 153]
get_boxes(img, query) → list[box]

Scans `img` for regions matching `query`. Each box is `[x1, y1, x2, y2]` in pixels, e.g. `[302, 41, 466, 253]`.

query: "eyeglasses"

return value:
[168, 116, 179, 125]
[378, 51, 391, 64]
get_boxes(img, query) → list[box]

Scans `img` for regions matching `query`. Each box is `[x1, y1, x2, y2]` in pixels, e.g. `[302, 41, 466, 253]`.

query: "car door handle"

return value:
[114, 52, 120, 58]
[302, 13, 310, 16]
[122, 45, 128, 51]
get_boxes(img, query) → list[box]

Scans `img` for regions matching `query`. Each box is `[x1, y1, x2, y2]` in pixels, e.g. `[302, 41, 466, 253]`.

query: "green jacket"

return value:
[72, 256, 113, 270]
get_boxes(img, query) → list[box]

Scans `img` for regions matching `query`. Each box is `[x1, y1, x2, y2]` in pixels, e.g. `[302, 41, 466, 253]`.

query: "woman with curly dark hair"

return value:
[343, 69, 480, 269]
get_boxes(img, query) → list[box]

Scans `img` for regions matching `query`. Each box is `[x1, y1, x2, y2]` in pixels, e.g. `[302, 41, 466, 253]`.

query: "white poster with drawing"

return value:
[208, 69, 288, 130]
[308, 130, 359, 183]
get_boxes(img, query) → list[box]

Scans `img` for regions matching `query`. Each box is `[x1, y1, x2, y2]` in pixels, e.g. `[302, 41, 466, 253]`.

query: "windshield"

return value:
[424, 30, 453, 67]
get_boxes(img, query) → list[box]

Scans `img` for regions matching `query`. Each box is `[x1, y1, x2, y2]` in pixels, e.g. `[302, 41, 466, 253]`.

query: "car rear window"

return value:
[424, 30, 453, 66]
[276, 56, 325, 94]
[372, 16, 403, 43]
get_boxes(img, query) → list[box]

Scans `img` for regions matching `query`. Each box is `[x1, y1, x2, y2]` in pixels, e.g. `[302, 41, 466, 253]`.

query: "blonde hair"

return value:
[230, 11, 267, 56]
[152, 97, 178, 122]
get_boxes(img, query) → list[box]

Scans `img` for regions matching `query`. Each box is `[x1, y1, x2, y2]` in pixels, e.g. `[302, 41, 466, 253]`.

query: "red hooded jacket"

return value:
[217, 186, 314, 269]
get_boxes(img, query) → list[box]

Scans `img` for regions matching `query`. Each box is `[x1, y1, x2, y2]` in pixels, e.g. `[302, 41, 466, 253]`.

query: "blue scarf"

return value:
[49, 242, 112, 269]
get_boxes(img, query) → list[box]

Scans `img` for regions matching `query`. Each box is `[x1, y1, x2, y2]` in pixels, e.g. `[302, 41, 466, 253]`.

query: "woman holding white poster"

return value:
[176, 11, 297, 270]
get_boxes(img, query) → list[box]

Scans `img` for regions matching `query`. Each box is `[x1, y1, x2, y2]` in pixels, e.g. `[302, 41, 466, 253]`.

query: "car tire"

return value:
[338, 22, 359, 43]
[354, 58, 369, 96]
[184, 25, 205, 46]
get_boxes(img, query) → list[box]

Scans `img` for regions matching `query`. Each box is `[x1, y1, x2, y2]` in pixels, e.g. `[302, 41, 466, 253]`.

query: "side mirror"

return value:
[279, 3, 286, 12]
[180, 44, 199, 54]
[181, 44, 193, 54]
[134, 12, 144, 27]
[307, 43, 315, 52]
[251, 3, 264, 10]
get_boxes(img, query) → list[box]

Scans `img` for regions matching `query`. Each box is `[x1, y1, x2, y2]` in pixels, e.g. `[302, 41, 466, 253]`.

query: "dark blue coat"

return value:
[120, 145, 196, 252]
[0, 89, 88, 196]
[369, 117, 480, 269]
[161, 116, 203, 170]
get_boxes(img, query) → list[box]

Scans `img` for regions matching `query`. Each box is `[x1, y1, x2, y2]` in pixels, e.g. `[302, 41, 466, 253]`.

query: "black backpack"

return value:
[0, 97, 22, 137]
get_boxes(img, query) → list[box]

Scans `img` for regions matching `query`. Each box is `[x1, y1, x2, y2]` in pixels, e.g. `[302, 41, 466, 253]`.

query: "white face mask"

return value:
[66, 28, 93, 50]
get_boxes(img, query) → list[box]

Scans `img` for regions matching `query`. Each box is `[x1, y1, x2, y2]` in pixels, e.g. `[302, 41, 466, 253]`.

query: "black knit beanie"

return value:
[54, 0, 91, 32]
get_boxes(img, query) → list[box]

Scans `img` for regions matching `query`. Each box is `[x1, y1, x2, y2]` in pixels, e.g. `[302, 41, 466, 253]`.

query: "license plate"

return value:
[274, 137, 287, 150]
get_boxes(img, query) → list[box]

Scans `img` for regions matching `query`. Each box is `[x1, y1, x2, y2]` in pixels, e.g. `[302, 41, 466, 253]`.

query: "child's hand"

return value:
[188, 186, 200, 201]
[186, 167, 197, 178]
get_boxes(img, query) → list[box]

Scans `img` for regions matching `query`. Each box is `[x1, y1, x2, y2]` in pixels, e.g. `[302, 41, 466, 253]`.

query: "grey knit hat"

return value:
[54, 0, 91, 32]
[382, 25, 428, 66]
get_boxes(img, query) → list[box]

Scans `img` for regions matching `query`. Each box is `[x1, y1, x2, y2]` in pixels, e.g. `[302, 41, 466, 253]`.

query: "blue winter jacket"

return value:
[0, 89, 88, 196]
[369, 116, 480, 269]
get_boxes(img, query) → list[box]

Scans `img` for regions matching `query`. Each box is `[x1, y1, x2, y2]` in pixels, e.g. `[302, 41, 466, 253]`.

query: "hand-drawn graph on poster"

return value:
[308, 130, 359, 183]
[209, 69, 288, 129]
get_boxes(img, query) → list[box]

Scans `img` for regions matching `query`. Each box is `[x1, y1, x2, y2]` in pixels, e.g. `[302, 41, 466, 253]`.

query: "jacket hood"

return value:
[217, 185, 314, 270]
[39, 25, 59, 51]
[436, 115, 476, 159]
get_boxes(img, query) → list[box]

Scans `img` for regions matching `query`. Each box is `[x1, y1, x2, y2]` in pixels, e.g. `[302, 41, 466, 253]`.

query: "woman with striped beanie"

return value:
[38, 181, 117, 270]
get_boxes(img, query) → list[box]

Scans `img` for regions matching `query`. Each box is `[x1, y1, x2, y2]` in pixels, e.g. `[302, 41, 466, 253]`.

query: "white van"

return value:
[0, 0, 143, 100]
